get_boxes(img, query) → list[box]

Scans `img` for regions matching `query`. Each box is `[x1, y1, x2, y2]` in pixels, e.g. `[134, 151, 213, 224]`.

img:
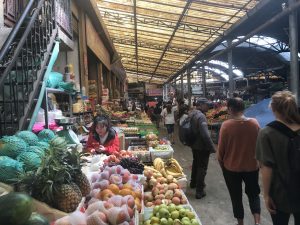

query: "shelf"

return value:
[46, 88, 70, 94]
[72, 111, 93, 115]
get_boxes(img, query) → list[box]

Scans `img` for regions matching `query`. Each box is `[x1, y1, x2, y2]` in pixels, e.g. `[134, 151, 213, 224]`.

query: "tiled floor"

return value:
[157, 125, 292, 225]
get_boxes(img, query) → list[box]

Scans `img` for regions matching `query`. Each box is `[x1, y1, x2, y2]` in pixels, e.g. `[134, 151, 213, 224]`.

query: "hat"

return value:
[196, 98, 210, 106]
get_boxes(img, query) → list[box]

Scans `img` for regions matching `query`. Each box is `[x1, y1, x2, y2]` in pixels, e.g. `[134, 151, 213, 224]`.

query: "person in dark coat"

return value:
[189, 98, 216, 199]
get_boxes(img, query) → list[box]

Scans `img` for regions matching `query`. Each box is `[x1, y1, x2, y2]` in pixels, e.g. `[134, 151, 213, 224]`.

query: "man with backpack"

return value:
[183, 98, 216, 199]
[256, 91, 300, 225]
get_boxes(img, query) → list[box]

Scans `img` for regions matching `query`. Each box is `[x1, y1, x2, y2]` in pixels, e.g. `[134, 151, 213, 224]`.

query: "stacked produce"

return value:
[55, 195, 136, 225]
[89, 165, 143, 212]
[144, 204, 200, 225]
[152, 158, 184, 179]
[0, 193, 49, 225]
[143, 167, 187, 207]
[103, 150, 134, 166]
[145, 133, 159, 148]
[206, 106, 228, 124]
[111, 111, 129, 120]
[120, 127, 139, 136]
[16, 137, 91, 213]
[120, 158, 144, 174]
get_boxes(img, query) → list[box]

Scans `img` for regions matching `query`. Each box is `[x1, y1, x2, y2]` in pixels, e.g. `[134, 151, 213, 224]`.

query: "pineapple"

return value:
[65, 146, 91, 197]
[15, 139, 83, 212]
[74, 172, 91, 197]
[55, 183, 82, 213]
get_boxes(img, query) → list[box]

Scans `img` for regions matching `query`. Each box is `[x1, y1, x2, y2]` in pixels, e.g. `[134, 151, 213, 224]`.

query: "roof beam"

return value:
[112, 37, 195, 54]
[133, 0, 139, 81]
[166, 0, 300, 83]
[149, 0, 192, 82]
[101, 11, 226, 34]
[126, 69, 169, 79]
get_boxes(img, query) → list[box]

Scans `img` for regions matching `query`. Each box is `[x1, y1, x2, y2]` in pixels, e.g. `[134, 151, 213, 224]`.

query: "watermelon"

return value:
[23, 213, 49, 225]
[35, 142, 50, 151]
[0, 193, 33, 225]
[0, 156, 24, 183]
[38, 129, 56, 142]
[16, 131, 39, 146]
[27, 146, 45, 158]
[0, 136, 28, 158]
[17, 152, 41, 171]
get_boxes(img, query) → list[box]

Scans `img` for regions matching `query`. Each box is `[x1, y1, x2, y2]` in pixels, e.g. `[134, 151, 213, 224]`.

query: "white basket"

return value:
[128, 145, 151, 162]
[143, 203, 202, 225]
[150, 145, 174, 160]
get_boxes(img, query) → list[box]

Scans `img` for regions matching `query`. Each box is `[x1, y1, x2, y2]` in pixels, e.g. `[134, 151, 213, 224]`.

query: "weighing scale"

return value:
[55, 118, 80, 145]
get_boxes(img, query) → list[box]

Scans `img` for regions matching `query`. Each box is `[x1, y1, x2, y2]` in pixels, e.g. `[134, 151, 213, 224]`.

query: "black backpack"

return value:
[179, 114, 197, 146]
[267, 121, 300, 203]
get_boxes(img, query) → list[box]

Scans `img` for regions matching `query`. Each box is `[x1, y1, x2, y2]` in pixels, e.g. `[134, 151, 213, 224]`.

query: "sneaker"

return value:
[195, 191, 206, 199]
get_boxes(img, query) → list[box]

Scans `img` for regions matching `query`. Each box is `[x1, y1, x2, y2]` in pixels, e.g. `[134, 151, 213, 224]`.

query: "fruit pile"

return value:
[55, 195, 136, 225]
[153, 158, 184, 179]
[120, 127, 139, 136]
[89, 165, 143, 212]
[120, 158, 144, 174]
[144, 204, 200, 225]
[103, 151, 134, 166]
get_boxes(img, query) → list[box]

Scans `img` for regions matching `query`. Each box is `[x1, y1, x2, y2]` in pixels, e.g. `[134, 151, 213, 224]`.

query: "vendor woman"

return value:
[86, 115, 120, 154]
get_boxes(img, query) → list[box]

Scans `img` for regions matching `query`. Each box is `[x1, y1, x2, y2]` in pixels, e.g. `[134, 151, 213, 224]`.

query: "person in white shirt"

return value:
[161, 102, 177, 144]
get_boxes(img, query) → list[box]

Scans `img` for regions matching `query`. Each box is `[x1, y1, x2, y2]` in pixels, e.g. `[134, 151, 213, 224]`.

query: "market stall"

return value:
[0, 109, 201, 225]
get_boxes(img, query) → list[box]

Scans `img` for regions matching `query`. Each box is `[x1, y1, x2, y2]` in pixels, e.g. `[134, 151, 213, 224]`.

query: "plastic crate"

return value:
[150, 145, 174, 160]
[143, 202, 202, 225]
[128, 145, 152, 162]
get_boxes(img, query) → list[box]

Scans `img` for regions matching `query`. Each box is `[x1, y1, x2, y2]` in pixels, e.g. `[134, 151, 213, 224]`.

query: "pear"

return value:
[145, 220, 151, 225]
[179, 208, 186, 218]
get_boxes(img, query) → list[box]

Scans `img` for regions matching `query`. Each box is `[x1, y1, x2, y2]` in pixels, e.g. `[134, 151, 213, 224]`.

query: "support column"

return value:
[202, 67, 207, 98]
[181, 73, 184, 99]
[187, 70, 192, 107]
[289, 0, 299, 105]
[97, 63, 103, 103]
[227, 39, 234, 97]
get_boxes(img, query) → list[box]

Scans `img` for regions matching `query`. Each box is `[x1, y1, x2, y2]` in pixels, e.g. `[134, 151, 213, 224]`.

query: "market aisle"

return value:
[158, 125, 277, 225]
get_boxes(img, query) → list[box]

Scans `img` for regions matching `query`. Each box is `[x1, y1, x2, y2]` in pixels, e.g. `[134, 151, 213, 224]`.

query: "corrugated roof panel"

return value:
[97, 0, 260, 83]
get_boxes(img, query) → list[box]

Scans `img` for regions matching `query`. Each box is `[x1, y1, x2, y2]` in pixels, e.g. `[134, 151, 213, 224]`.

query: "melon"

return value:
[38, 129, 56, 142]
[0, 136, 28, 158]
[16, 131, 39, 146]
[17, 152, 41, 172]
[0, 156, 24, 183]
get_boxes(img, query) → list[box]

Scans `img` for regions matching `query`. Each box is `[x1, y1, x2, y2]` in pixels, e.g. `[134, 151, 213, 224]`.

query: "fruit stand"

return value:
[0, 111, 201, 225]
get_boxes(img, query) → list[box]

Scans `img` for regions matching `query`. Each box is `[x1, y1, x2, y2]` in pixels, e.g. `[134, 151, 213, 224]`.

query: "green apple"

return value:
[153, 205, 160, 215]
[191, 219, 199, 225]
[173, 219, 182, 225]
[151, 216, 160, 224]
[186, 211, 195, 220]
[171, 210, 180, 220]
[182, 220, 191, 225]
[176, 205, 184, 211]
[181, 217, 190, 223]
[179, 208, 186, 218]
[161, 218, 168, 225]
[168, 203, 177, 212]
[159, 207, 170, 219]
[145, 220, 151, 225]
[168, 218, 174, 225]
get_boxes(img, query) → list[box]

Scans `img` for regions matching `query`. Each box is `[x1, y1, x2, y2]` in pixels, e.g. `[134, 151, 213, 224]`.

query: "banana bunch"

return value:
[153, 158, 184, 178]
[153, 158, 167, 177]
[165, 158, 184, 178]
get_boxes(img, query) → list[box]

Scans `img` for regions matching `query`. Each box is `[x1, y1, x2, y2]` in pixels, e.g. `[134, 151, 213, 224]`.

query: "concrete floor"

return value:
[157, 126, 294, 225]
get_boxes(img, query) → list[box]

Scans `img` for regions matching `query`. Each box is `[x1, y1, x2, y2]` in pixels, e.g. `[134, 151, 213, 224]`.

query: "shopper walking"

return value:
[161, 102, 177, 144]
[256, 91, 300, 225]
[217, 97, 261, 225]
[154, 103, 162, 128]
[189, 99, 215, 199]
